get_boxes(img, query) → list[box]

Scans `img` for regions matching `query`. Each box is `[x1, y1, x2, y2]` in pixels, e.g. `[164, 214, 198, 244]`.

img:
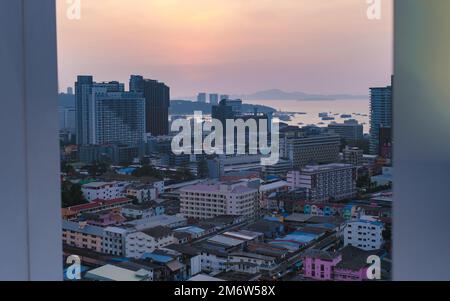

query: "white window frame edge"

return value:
[0, 0, 62, 280]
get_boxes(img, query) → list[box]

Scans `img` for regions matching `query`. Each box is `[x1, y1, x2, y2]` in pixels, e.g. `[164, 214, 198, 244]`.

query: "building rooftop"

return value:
[260, 180, 288, 192]
[247, 242, 289, 258]
[245, 220, 283, 233]
[301, 163, 354, 173]
[296, 226, 329, 236]
[188, 274, 225, 281]
[85, 264, 151, 281]
[207, 235, 246, 247]
[215, 271, 258, 281]
[82, 181, 122, 189]
[125, 214, 186, 230]
[223, 230, 263, 241]
[306, 215, 345, 226]
[336, 246, 385, 271]
[62, 220, 104, 237]
[180, 183, 257, 194]
[141, 251, 174, 263]
[353, 216, 384, 227]
[122, 201, 159, 211]
[64, 198, 132, 214]
[174, 226, 208, 235]
[165, 244, 201, 257]
[303, 249, 339, 261]
[173, 231, 191, 240]
[141, 226, 173, 239]
[230, 251, 275, 262]
[284, 213, 311, 223]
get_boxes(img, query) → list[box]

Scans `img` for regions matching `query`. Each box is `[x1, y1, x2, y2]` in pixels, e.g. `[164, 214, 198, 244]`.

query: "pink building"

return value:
[302, 246, 384, 281]
[81, 208, 126, 227]
[303, 249, 342, 280]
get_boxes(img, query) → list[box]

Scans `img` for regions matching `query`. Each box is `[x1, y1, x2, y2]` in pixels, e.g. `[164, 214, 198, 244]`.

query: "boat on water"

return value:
[277, 114, 292, 122]
[318, 112, 328, 118]
[322, 116, 335, 121]
[341, 114, 352, 118]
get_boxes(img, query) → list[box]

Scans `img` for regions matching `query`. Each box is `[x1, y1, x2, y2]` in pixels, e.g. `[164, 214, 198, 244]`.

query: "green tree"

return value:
[61, 181, 87, 208]
[132, 164, 164, 180]
[61, 161, 75, 174]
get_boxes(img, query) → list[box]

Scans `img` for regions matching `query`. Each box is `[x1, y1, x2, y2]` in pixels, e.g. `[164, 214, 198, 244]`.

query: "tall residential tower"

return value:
[369, 77, 393, 155]
[130, 75, 170, 136]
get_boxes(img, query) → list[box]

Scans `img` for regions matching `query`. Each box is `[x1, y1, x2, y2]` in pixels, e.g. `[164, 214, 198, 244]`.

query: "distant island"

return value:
[232, 89, 368, 101]
[169, 100, 276, 115]
[57, 94, 276, 115]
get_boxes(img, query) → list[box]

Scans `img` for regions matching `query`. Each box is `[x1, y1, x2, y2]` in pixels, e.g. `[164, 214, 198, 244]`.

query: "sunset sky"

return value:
[57, 0, 393, 98]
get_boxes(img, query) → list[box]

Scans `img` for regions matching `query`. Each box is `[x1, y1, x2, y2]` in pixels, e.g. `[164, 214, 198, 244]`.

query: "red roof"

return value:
[67, 198, 131, 213]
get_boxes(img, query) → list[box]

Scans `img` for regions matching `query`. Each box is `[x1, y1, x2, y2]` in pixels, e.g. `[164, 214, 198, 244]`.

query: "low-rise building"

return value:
[344, 216, 384, 251]
[259, 180, 289, 210]
[62, 220, 104, 253]
[103, 226, 129, 256]
[125, 184, 157, 203]
[244, 220, 285, 239]
[228, 252, 277, 273]
[173, 225, 216, 240]
[85, 264, 153, 281]
[124, 214, 187, 230]
[125, 226, 175, 258]
[121, 201, 165, 220]
[79, 208, 126, 227]
[302, 246, 386, 281]
[62, 198, 133, 219]
[82, 181, 128, 202]
[180, 182, 259, 220]
[303, 249, 342, 281]
[287, 164, 357, 202]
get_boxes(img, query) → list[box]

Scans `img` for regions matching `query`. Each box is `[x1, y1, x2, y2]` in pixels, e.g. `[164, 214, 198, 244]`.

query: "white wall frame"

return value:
[0, 0, 62, 280]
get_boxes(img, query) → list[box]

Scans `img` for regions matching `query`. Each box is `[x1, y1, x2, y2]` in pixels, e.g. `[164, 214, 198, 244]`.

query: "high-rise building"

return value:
[287, 163, 357, 202]
[89, 87, 145, 146]
[379, 126, 392, 160]
[220, 94, 229, 101]
[212, 99, 270, 154]
[75, 75, 94, 145]
[129, 75, 170, 136]
[212, 99, 235, 123]
[79, 144, 140, 165]
[280, 132, 341, 169]
[197, 92, 207, 103]
[59, 107, 76, 134]
[180, 182, 259, 220]
[328, 119, 363, 142]
[75, 76, 126, 145]
[209, 93, 219, 105]
[129, 75, 144, 93]
[227, 99, 243, 115]
[370, 77, 393, 155]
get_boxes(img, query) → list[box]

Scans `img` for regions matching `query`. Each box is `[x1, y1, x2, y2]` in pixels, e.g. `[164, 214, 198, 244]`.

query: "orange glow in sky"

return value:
[57, 0, 393, 97]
